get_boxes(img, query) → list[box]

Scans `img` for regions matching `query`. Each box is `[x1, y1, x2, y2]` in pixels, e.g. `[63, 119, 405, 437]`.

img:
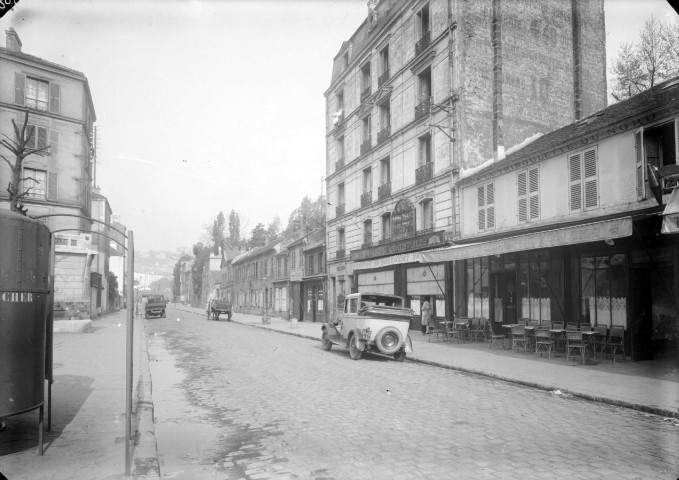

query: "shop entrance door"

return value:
[630, 267, 653, 361]
[491, 271, 517, 324]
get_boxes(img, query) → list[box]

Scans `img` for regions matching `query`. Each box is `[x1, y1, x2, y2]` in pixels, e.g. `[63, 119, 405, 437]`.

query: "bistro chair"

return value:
[535, 328, 555, 359]
[468, 318, 484, 342]
[601, 325, 626, 362]
[552, 322, 564, 330]
[428, 319, 446, 342]
[445, 320, 463, 343]
[540, 320, 552, 330]
[566, 322, 579, 331]
[579, 324, 593, 331]
[566, 331, 587, 364]
[475, 318, 488, 342]
[487, 318, 506, 350]
[511, 324, 528, 353]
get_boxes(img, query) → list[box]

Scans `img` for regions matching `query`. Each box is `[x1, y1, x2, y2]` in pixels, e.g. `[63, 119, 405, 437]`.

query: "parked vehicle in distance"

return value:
[145, 295, 166, 319]
[207, 299, 233, 321]
[321, 292, 414, 361]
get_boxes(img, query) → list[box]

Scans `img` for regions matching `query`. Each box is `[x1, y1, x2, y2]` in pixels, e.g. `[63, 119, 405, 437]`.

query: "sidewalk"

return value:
[0, 309, 160, 480]
[178, 305, 679, 419]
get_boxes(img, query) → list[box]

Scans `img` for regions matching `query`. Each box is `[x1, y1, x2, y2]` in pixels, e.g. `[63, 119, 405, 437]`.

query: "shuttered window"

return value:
[569, 147, 598, 212]
[25, 125, 49, 150]
[518, 167, 539, 222]
[477, 183, 495, 230]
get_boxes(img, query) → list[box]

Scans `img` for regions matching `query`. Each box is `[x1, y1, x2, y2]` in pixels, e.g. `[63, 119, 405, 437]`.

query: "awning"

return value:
[661, 188, 679, 234]
[420, 217, 633, 263]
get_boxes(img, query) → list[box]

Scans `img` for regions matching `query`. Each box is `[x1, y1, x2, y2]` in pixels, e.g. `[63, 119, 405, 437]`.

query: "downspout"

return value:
[492, 0, 504, 161]
[447, 0, 460, 320]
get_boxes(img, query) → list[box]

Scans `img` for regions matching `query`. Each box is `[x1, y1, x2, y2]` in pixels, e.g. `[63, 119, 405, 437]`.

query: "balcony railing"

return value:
[362, 241, 373, 248]
[336, 203, 345, 216]
[361, 191, 372, 207]
[335, 157, 345, 172]
[415, 97, 431, 120]
[379, 235, 392, 245]
[336, 249, 346, 260]
[416, 162, 433, 185]
[360, 86, 372, 103]
[378, 69, 390, 87]
[377, 126, 391, 145]
[378, 182, 391, 200]
[360, 139, 372, 155]
[415, 30, 431, 56]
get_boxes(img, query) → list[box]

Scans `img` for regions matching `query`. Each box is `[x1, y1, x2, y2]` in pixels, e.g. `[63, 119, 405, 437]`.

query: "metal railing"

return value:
[415, 97, 431, 120]
[361, 191, 372, 207]
[378, 69, 390, 87]
[336, 249, 346, 259]
[377, 126, 391, 144]
[361, 86, 372, 103]
[360, 139, 372, 155]
[378, 182, 391, 200]
[335, 203, 345, 216]
[335, 157, 344, 172]
[415, 30, 431, 56]
[416, 162, 433, 185]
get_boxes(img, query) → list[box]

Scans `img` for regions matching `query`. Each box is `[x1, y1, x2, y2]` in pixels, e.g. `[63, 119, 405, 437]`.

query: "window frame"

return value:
[568, 146, 598, 212]
[477, 182, 495, 231]
[517, 166, 540, 223]
[22, 167, 47, 199]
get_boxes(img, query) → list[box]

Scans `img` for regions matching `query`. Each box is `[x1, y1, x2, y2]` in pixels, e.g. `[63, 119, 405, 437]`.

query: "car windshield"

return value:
[360, 295, 403, 308]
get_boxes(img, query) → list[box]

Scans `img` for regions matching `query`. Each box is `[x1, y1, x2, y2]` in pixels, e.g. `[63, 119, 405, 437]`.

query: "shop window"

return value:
[420, 198, 434, 232]
[636, 120, 679, 198]
[466, 257, 489, 318]
[580, 253, 627, 328]
[568, 147, 598, 211]
[478, 183, 495, 230]
[517, 167, 539, 222]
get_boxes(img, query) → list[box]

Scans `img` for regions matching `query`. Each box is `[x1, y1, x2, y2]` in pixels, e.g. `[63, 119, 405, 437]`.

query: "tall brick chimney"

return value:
[5, 28, 22, 53]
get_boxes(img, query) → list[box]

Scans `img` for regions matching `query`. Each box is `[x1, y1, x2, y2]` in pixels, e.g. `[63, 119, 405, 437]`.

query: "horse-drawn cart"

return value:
[207, 299, 233, 321]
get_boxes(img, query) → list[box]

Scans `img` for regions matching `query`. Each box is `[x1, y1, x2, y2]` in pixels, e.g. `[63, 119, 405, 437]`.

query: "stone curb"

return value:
[131, 320, 161, 479]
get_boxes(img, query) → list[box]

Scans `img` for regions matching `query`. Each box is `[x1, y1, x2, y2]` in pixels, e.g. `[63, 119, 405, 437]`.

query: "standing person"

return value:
[421, 299, 431, 335]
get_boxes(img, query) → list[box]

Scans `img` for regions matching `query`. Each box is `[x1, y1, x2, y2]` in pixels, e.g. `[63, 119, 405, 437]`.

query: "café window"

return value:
[580, 253, 627, 328]
[517, 251, 565, 324]
[466, 257, 489, 318]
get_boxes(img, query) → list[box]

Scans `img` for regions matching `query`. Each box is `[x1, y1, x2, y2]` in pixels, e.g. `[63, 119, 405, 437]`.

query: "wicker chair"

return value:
[428, 319, 446, 342]
[487, 318, 506, 349]
[535, 328, 555, 359]
[566, 331, 587, 364]
[601, 326, 626, 362]
[511, 324, 528, 353]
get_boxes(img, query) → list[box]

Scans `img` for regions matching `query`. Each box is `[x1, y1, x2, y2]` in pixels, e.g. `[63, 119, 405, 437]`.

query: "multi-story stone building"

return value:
[422, 76, 679, 361]
[1, 28, 98, 321]
[325, 0, 607, 323]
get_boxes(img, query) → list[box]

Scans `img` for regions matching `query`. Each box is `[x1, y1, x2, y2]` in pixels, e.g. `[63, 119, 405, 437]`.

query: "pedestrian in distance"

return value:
[421, 299, 431, 335]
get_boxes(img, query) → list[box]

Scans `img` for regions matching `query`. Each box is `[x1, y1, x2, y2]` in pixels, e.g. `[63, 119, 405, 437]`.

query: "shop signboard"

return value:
[350, 230, 445, 261]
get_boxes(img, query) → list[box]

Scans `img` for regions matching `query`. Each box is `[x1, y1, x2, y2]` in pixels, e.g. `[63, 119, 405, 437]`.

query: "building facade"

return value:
[1, 28, 99, 320]
[324, 0, 607, 322]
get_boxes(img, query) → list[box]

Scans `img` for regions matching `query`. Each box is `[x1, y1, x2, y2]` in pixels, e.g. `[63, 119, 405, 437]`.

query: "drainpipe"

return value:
[491, 0, 504, 161]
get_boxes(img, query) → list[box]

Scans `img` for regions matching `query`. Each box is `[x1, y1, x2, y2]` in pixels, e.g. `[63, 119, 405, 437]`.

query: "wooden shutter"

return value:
[37, 127, 48, 150]
[517, 171, 527, 222]
[569, 152, 582, 211]
[50, 83, 61, 113]
[50, 130, 59, 157]
[486, 183, 495, 228]
[635, 129, 646, 200]
[528, 167, 539, 219]
[26, 124, 36, 149]
[583, 148, 598, 209]
[477, 185, 486, 230]
[14, 73, 25, 105]
[47, 172, 58, 201]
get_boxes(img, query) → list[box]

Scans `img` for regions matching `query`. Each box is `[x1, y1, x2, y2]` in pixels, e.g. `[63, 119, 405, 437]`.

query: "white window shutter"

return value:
[529, 167, 539, 219]
[517, 171, 527, 222]
[47, 172, 58, 201]
[14, 73, 25, 105]
[583, 148, 598, 209]
[486, 184, 495, 228]
[569, 153, 582, 211]
[26, 124, 36, 149]
[50, 83, 61, 113]
[50, 130, 59, 157]
[635, 129, 646, 200]
[37, 127, 48, 150]
[477, 185, 486, 230]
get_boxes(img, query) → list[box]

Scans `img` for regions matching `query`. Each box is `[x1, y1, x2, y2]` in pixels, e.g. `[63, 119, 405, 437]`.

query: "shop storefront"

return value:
[302, 278, 326, 323]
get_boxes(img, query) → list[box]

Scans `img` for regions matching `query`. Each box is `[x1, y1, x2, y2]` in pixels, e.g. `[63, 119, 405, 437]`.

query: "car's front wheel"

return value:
[349, 335, 363, 360]
[321, 331, 333, 351]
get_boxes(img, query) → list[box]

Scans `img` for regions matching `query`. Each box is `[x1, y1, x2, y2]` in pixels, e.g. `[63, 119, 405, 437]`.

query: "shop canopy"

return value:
[661, 188, 679, 234]
[419, 217, 633, 264]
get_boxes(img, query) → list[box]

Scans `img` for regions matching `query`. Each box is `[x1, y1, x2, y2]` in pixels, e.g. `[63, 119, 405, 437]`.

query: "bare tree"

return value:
[0, 110, 50, 215]
[610, 17, 679, 102]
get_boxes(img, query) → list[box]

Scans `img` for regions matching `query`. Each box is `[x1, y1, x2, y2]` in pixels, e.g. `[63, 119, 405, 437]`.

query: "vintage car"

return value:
[321, 292, 414, 361]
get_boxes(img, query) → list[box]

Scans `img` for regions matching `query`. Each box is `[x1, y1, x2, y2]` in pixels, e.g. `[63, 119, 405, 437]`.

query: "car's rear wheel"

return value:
[321, 331, 333, 351]
[393, 350, 406, 362]
[375, 327, 404, 355]
[349, 334, 363, 360]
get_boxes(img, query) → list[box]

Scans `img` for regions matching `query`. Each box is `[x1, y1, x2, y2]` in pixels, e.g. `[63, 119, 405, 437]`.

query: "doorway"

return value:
[491, 271, 517, 324]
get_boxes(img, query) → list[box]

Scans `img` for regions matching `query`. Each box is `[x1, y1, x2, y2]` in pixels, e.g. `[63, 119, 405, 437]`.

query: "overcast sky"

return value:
[2, 0, 677, 253]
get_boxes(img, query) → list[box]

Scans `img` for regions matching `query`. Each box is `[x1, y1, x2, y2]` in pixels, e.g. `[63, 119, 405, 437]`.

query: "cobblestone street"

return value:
[146, 307, 678, 480]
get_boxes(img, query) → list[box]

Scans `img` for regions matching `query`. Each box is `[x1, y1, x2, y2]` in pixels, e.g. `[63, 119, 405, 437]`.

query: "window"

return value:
[25, 77, 49, 111]
[421, 199, 434, 231]
[342, 52, 349, 71]
[418, 67, 432, 103]
[418, 135, 431, 166]
[318, 252, 325, 273]
[25, 125, 48, 150]
[307, 254, 314, 275]
[518, 167, 540, 222]
[23, 168, 47, 198]
[363, 167, 372, 194]
[380, 157, 391, 184]
[580, 253, 627, 328]
[363, 219, 373, 246]
[337, 228, 345, 250]
[291, 249, 296, 269]
[568, 147, 598, 211]
[466, 257, 489, 318]
[335, 89, 344, 119]
[478, 183, 495, 230]
[379, 45, 390, 84]
[416, 4, 430, 38]
[338, 182, 345, 205]
[360, 62, 371, 98]
[362, 115, 372, 144]
[336, 136, 345, 163]
[636, 120, 679, 198]
[382, 213, 392, 241]
[379, 102, 390, 131]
